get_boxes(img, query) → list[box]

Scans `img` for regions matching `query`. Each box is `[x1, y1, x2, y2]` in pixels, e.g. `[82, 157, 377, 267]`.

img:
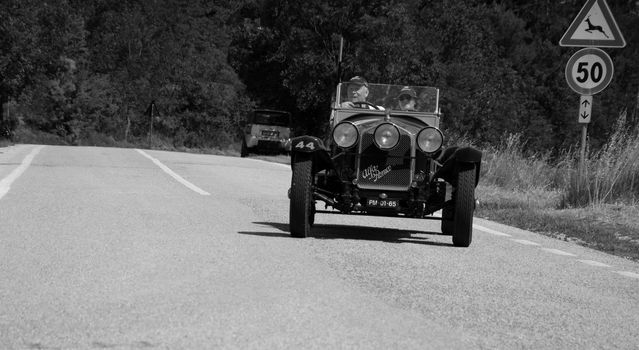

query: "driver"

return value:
[341, 76, 383, 110]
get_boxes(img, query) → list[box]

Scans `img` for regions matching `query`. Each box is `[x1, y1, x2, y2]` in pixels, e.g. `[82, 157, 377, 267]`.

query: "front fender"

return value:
[434, 146, 482, 186]
[290, 136, 333, 172]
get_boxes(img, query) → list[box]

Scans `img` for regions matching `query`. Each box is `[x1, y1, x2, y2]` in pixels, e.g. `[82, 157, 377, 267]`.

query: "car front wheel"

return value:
[289, 154, 314, 237]
[452, 163, 476, 247]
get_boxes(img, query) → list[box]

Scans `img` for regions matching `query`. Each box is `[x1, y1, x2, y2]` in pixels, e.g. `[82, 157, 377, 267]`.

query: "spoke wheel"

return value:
[289, 154, 314, 237]
[452, 163, 476, 247]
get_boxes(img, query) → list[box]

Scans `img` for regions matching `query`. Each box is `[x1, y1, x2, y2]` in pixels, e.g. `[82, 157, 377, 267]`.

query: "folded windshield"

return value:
[337, 83, 439, 113]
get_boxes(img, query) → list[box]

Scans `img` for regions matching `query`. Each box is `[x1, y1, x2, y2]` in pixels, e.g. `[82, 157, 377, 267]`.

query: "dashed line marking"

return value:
[0, 145, 44, 200]
[541, 248, 576, 257]
[615, 271, 639, 279]
[136, 149, 210, 196]
[473, 224, 512, 237]
[578, 260, 611, 268]
[472, 224, 639, 281]
[511, 239, 540, 246]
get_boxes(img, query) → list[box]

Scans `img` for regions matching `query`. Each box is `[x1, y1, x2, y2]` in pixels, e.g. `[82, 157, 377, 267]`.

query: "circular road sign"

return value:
[565, 48, 614, 95]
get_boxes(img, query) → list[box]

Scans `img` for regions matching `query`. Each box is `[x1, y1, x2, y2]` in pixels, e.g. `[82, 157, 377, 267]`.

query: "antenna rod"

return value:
[336, 35, 344, 85]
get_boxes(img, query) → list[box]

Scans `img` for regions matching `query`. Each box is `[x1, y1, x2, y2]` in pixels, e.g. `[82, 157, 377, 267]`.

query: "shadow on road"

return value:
[238, 222, 454, 247]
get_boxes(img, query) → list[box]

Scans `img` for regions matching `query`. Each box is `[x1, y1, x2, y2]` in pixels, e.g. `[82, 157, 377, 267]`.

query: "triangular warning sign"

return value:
[560, 0, 626, 48]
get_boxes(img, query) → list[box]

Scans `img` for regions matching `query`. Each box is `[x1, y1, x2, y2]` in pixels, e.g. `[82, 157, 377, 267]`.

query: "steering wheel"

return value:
[352, 101, 380, 110]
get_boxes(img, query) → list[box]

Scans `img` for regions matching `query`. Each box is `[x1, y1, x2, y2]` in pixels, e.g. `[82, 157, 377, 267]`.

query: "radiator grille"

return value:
[357, 133, 412, 190]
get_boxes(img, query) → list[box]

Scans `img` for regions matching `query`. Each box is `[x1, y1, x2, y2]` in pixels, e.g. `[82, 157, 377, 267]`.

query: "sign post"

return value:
[560, 0, 624, 178]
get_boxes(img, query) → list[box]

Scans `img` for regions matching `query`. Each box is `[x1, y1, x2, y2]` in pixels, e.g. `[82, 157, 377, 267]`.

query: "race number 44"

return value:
[295, 141, 315, 150]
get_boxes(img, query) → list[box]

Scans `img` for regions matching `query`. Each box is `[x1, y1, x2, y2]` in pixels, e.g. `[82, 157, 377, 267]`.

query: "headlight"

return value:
[417, 127, 443, 153]
[332, 122, 359, 148]
[374, 123, 400, 150]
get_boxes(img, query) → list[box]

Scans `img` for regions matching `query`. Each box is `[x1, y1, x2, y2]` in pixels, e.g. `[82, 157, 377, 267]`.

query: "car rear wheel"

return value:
[452, 163, 476, 247]
[290, 154, 314, 237]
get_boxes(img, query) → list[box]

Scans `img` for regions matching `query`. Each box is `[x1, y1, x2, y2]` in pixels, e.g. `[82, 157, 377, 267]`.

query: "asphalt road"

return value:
[1, 144, 638, 349]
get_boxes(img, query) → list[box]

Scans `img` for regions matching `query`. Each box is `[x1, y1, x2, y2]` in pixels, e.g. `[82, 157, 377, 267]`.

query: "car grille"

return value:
[357, 133, 412, 190]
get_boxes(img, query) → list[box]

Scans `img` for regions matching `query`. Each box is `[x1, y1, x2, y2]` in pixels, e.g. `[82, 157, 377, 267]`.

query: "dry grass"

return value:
[476, 114, 639, 261]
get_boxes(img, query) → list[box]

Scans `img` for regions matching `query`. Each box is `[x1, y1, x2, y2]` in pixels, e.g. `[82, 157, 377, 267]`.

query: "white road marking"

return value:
[511, 239, 540, 246]
[578, 260, 611, 268]
[473, 224, 512, 237]
[0, 145, 44, 200]
[136, 149, 210, 196]
[541, 248, 576, 257]
[615, 271, 639, 279]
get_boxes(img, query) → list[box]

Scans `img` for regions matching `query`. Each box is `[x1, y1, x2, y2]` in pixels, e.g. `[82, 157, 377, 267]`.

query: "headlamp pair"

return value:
[332, 122, 443, 153]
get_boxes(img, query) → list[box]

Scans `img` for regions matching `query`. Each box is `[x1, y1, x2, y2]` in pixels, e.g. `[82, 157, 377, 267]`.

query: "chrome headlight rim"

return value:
[332, 122, 359, 149]
[373, 123, 401, 150]
[417, 126, 444, 154]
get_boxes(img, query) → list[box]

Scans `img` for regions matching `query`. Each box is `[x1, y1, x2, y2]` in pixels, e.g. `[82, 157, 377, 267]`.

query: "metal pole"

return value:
[336, 36, 344, 86]
[579, 124, 587, 178]
[147, 102, 154, 146]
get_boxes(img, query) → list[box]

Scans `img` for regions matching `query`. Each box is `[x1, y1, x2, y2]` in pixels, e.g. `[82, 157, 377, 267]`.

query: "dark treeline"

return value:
[1, 0, 638, 153]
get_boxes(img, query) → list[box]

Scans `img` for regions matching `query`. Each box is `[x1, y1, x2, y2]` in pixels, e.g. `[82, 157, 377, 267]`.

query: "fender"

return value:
[290, 136, 333, 172]
[434, 146, 482, 187]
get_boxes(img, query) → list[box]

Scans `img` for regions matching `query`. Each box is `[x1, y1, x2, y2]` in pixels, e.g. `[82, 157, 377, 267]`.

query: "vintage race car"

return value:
[241, 109, 292, 157]
[288, 82, 481, 247]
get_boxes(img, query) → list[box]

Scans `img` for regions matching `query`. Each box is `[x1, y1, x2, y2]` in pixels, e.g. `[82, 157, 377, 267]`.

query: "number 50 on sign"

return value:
[565, 47, 614, 95]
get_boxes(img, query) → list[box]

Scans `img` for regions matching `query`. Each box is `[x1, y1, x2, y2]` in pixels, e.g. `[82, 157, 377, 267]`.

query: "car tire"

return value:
[452, 163, 476, 247]
[240, 140, 249, 157]
[290, 154, 314, 238]
[441, 202, 454, 235]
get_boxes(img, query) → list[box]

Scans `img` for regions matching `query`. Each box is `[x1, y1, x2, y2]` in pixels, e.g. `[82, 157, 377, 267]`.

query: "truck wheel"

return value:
[240, 141, 249, 157]
[452, 163, 476, 247]
[290, 154, 314, 237]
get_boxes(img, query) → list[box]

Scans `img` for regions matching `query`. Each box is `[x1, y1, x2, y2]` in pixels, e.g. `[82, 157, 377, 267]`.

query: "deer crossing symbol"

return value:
[584, 15, 609, 38]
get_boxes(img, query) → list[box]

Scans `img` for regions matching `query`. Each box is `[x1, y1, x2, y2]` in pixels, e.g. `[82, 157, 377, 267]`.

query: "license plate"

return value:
[366, 198, 398, 208]
[261, 130, 279, 137]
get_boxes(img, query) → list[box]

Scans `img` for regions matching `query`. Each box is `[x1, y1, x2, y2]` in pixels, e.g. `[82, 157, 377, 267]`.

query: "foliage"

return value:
[1, 0, 638, 195]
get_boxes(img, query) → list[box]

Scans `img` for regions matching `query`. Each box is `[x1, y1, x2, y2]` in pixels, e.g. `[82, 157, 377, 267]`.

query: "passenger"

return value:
[397, 86, 417, 111]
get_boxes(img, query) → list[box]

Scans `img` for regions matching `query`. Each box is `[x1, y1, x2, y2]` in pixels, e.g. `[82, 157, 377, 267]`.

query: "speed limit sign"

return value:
[565, 48, 614, 95]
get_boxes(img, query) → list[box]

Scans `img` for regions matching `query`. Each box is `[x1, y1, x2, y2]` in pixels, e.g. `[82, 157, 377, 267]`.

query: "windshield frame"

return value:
[334, 83, 440, 113]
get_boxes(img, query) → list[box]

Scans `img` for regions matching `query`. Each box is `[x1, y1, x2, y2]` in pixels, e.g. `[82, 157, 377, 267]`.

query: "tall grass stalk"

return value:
[480, 134, 561, 192]
[561, 113, 639, 208]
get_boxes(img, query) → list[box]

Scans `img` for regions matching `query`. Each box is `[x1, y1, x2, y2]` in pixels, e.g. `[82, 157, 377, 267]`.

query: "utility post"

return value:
[146, 100, 157, 146]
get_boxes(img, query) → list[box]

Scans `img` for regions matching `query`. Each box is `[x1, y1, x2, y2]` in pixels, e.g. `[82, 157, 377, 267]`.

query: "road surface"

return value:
[1, 144, 638, 349]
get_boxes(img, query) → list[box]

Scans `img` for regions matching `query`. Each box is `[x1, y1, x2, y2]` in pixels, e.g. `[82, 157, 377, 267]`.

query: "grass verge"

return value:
[476, 184, 639, 262]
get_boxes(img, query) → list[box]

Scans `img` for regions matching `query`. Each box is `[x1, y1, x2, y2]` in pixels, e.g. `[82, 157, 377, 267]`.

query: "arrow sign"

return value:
[579, 95, 593, 123]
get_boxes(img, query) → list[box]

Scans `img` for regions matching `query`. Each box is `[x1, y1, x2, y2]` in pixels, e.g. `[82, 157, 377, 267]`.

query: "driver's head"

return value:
[346, 76, 369, 102]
